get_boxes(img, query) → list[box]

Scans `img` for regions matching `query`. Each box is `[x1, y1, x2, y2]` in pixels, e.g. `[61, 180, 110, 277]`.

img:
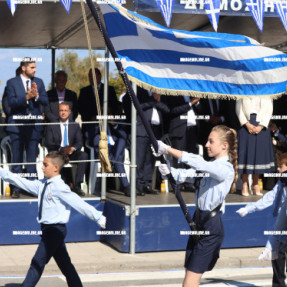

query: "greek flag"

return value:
[100, 4, 287, 98]
[204, 0, 220, 32]
[59, 0, 72, 13]
[275, 1, 287, 32]
[245, 0, 265, 32]
[6, 0, 17, 15]
[155, 0, 175, 27]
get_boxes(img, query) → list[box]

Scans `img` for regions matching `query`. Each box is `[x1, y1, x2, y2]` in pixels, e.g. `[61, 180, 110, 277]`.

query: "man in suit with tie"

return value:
[165, 96, 200, 165]
[45, 102, 88, 196]
[136, 90, 170, 195]
[44, 71, 78, 122]
[5, 58, 48, 198]
[78, 68, 119, 138]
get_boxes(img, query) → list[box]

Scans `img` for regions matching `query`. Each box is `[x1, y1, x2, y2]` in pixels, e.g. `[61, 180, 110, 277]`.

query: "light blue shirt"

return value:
[244, 181, 287, 251]
[245, 181, 287, 214]
[268, 199, 287, 249]
[0, 170, 103, 224]
[171, 152, 234, 212]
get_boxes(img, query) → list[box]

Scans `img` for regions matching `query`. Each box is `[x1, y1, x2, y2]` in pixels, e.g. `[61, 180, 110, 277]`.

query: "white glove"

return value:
[258, 247, 274, 261]
[97, 215, 106, 229]
[151, 140, 170, 157]
[159, 161, 171, 176]
[236, 207, 248, 217]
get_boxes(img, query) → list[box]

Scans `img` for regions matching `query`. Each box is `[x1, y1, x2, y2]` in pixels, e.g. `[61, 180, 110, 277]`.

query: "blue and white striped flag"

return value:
[246, 0, 265, 32]
[155, 0, 175, 27]
[275, 0, 287, 32]
[59, 0, 72, 13]
[6, 0, 17, 15]
[100, 4, 287, 98]
[204, 0, 220, 32]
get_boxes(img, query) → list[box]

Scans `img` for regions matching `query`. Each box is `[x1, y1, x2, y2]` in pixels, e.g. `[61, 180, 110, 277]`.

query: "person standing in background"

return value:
[5, 58, 48, 198]
[236, 98, 275, 196]
[45, 71, 78, 122]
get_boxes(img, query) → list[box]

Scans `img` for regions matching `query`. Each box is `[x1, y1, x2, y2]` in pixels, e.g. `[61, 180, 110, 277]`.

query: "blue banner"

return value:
[134, 0, 279, 17]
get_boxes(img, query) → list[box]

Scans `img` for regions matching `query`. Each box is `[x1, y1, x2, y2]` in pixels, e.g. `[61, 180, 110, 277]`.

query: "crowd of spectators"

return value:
[2, 58, 287, 198]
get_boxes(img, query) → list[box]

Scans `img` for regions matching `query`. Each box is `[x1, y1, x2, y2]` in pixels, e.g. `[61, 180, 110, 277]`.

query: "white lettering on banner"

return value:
[181, 0, 277, 13]
[230, 0, 242, 11]
[220, 0, 228, 10]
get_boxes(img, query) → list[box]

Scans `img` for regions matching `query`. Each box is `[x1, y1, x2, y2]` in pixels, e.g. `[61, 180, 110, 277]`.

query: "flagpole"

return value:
[85, 0, 196, 233]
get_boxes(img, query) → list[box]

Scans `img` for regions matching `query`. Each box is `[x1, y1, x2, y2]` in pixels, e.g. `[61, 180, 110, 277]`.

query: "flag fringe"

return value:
[128, 74, 285, 100]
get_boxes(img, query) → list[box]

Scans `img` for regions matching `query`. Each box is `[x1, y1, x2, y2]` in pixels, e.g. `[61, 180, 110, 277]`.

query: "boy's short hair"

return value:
[277, 153, 287, 166]
[46, 151, 69, 170]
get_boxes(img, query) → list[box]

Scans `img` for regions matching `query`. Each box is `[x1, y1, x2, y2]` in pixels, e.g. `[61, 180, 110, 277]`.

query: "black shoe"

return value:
[136, 189, 145, 196]
[12, 190, 20, 199]
[73, 185, 85, 196]
[123, 187, 131, 197]
[144, 185, 158, 194]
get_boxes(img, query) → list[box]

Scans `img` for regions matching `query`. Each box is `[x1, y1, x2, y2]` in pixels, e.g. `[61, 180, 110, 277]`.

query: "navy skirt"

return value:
[237, 114, 275, 174]
[184, 209, 224, 274]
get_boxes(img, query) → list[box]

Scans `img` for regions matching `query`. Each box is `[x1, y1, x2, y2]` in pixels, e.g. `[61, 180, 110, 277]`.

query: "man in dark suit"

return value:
[45, 102, 87, 196]
[44, 71, 78, 122]
[165, 96, 200, 165]
[78, 68, 119, 138]
[5, 58, 48, 198]
[164, 96, 200, 192]
[136, 90, 170, 195]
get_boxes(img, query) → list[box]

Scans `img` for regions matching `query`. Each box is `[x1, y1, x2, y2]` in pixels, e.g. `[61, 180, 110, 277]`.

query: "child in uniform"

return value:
[0, 151, 106, 287]
[237, 153, 287, 287]
[153, 125, 237, 287]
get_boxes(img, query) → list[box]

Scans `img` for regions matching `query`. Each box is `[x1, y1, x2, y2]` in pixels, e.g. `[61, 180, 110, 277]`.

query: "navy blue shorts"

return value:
[184, 210, 224, 274]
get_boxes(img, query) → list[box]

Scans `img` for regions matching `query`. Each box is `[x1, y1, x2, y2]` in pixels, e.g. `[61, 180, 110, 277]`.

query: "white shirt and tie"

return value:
[20, 74, 39, 103]
[148, 91, 160, 126]
[184, 96, 196, 127]
[60, 120, 69, 147]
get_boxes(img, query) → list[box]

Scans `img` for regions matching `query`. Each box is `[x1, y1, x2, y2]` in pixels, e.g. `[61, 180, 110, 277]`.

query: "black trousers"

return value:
[69, 150, 88, 186]
[21, 224, 82, 287]
[272, 248, 287, 287]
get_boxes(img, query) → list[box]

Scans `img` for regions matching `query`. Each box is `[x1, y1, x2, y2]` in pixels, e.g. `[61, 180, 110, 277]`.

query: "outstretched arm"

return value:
[0, 169, 41, 196]
[57, 187, 106, 228]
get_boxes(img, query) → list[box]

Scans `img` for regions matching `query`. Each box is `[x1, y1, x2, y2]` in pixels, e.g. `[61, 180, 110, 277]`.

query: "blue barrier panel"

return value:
[222, 203, 276, 248]
[0, 199, 276, 251]
[103, 202, 276, 252]
[100, 201, 130, 252]
[0, 199, 104, 245]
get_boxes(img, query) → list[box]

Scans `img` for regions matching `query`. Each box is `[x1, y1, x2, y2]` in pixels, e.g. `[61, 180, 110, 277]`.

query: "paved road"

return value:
[0, 267, 275, 287]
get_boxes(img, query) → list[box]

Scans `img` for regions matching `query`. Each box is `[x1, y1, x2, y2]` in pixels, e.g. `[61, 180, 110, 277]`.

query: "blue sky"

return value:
[0, 48, 113, 97]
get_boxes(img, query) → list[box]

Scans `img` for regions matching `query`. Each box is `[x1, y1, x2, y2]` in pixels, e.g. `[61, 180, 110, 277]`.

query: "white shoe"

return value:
[97, 215, 106, 229]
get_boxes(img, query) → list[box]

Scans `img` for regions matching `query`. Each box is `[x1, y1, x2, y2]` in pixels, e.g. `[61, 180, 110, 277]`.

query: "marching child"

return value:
[0, 151, 106, 287]
[153, 125, 237, 287]
[237, 153, 287, 287]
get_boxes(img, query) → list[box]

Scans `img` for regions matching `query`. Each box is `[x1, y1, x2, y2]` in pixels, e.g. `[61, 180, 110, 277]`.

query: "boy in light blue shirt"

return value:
[236, 153, 287, 287]
[0, 151, 106, 287]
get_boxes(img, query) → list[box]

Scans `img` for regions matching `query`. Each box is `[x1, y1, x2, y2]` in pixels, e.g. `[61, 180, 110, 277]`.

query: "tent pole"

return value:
[51, 47, 56, 88]
[130, 82, 137, 254]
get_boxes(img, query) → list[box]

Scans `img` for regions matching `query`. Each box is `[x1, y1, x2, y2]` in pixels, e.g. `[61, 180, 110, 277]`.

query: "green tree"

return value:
[55, 50, 102, 97]
[108, 72, 126, 99]
[54, 50, 126, 99]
